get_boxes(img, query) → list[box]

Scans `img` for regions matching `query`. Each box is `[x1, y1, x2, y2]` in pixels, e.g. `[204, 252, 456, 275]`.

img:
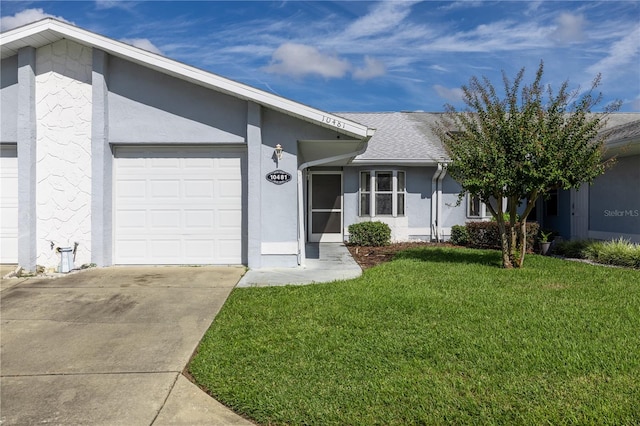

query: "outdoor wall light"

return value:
[274, 144, 283, 160]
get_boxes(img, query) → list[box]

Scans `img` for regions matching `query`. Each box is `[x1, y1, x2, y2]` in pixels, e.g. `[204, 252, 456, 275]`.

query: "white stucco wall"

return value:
[35, 40, 93, 269]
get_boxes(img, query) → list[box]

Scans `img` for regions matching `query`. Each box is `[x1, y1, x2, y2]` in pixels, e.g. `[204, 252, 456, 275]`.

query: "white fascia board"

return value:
[349, 158, 448, 166]
[0, 19, 53, 44]
[1, 19, 373, 140]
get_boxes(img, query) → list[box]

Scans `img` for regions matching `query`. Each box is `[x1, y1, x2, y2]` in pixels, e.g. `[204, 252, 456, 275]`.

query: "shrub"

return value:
[583, 238, 640, 269]
[348, 221, 391, 246]
[466, 221, 540, 252]
[553, 240, 591, 259]
[450, 225, 469, 246]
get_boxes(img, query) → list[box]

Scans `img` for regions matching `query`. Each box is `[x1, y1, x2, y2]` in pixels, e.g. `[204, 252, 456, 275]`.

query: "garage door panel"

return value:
[116, 240, 148, 262]
[117, 180, 146, 198]
[217, 239, 242, 263]
[116, 210, 147, 228]
[150, 239, 182, 259]
[114, 147, 243, 265]
[150, 180, 180, 198]
[218, 210, 242, 230]
[149, 210, 181, 229]
[1, 145, 18, 263]
[184, 210, 215, 229]
[184, 157, 214, 168]
[219, 180, 242, 198]
[184, 180, 214, 198]
[185, 240, 216, 260]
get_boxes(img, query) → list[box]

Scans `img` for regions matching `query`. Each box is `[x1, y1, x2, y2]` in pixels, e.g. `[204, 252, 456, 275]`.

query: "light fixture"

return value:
[274, 144, 283, 160]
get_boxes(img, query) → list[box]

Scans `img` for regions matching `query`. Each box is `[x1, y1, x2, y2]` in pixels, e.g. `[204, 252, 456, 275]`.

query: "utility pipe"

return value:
[431, 164, 443, 242]
[437, 164, 447, 241]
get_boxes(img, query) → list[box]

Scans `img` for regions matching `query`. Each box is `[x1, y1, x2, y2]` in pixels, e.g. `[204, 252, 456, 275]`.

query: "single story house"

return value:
[538, 116, 640, 243]
[1, 19, 638, 272]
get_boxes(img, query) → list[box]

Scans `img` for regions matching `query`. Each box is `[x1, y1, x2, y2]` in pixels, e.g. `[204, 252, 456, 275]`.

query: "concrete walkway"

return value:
[0, 266, 253, 425]
[237, 243, 362, 287]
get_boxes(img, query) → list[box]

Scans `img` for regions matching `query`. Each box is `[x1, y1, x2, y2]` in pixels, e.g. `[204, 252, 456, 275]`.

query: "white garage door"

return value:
[1, 145, 18, 263]
[114, 146, 243, 265]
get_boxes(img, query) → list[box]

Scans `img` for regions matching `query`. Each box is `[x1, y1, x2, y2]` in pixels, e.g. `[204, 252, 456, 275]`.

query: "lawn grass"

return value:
[189, 247, 640, 425]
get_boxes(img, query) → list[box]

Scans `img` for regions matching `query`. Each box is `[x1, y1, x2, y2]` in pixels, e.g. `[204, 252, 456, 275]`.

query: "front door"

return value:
[308, 172, 343, 242]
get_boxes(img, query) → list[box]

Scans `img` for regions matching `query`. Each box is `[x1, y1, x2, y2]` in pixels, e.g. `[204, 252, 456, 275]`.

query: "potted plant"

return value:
[539, 231, 554, 255]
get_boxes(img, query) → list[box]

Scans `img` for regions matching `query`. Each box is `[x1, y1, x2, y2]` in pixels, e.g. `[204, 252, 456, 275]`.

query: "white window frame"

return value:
[359, 170, 406, 217]
[467, 193, 491, 218]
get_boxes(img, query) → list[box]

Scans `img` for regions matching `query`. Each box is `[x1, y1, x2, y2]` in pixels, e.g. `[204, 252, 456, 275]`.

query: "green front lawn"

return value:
[190, 247, 640, 425]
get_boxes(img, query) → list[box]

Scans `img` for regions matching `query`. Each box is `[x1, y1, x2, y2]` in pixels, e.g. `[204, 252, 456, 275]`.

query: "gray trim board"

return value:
[247, 101, 262, 268]
[91, 48, 112, 266]
[17, 47, 36, 270]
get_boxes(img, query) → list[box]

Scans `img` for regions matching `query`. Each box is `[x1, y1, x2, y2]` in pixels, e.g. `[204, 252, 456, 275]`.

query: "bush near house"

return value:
[466, 221, 540, 252]
[555, 238, 640, 269]
[450, 224, 469, 246]
[348, 221, 391, 246]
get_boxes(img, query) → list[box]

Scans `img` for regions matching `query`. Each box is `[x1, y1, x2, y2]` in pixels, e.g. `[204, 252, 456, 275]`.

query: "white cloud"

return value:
[550, 13, 586, 44]
[95, 1, 137, 10]
[430, 65, 448, 72]
[343, 1, 417, 39]
[264, 43, 350, 79]
[586, 26, 640, 78]
[0, 8, 71, 32]
[353, 56, 386, 80]
[120, 38, 163, 55]
[434, 84, 464, 103]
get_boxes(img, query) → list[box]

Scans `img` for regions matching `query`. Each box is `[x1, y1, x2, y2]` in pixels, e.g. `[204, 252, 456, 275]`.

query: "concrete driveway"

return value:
[0, 266, 253, 425]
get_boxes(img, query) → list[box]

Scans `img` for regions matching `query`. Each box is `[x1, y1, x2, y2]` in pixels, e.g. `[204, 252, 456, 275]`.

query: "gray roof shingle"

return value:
[337, 112, 640, 164]
[337, 112, 449, 163]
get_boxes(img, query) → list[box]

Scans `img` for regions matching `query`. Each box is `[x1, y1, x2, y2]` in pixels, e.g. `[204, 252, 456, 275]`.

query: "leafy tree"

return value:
[434, 61, 620, 268]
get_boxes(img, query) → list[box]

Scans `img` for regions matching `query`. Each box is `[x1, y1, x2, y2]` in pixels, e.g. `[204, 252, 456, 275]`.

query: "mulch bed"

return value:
[346, 242, 455, 270]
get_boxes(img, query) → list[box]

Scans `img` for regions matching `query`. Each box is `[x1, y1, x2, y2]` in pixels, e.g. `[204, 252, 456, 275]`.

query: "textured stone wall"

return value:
[35, 40, 92, 269]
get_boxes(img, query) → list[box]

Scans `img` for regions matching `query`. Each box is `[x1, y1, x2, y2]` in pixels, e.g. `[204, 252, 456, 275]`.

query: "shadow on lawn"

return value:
[394, 247, 504, 268]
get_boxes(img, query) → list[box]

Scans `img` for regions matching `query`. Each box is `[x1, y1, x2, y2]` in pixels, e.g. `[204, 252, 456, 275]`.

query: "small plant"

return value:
[539, 230, 554, 243]
[348, 221, 391, 246]
[450, 225, 469, 246]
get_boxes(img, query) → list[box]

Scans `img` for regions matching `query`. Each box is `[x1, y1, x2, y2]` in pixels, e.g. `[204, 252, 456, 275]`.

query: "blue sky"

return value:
[1, 1, 639, 112]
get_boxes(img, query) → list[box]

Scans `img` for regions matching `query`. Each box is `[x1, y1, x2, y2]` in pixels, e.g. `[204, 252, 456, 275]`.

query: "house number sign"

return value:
[266, 170, 292, 185]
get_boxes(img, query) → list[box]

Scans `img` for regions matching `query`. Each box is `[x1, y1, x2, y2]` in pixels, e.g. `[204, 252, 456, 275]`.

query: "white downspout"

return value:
[297, 144, 369, 267]
[431, 164, 443, 242]
[437, 164, 447, 241]
[297, 169, 306, 266]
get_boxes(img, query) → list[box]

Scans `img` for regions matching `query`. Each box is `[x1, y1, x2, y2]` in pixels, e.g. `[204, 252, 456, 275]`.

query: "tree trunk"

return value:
[516, 219, 527, 267]
[495, 213, 513, 269]
[487, 198, 513, 269]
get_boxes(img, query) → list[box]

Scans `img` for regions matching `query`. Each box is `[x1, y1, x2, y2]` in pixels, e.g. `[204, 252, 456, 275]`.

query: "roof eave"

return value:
[1, 18, 373, 140]
[349, 158, 449, 166]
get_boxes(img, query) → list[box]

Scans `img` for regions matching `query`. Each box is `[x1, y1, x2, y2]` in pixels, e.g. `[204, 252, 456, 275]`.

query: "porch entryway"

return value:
[237, 243, 361, 287]
[308, 172, 343, 243]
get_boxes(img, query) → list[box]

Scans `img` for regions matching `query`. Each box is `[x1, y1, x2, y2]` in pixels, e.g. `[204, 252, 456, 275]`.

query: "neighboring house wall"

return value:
[35, 40, 93, 268]
[588, 154, 640, 242]
[1, 55, 18, 142]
